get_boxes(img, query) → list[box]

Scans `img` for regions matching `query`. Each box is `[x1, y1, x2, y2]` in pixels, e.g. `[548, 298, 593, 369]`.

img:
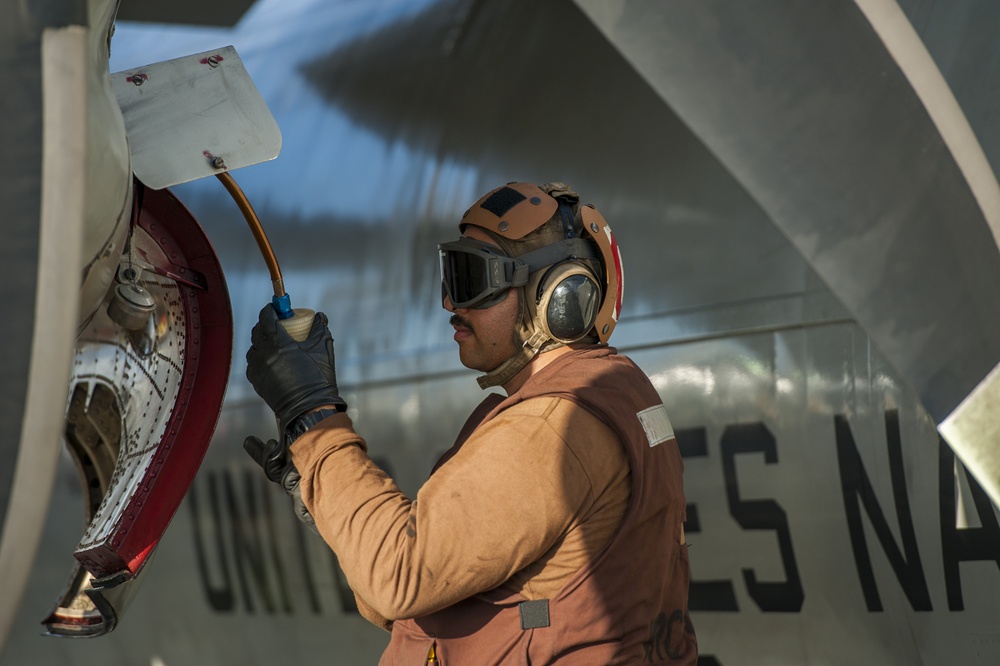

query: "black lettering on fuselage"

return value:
[188, 475, 235, 611]
[721, 422, 804, 612]
[938, 437, 1000, 611]
[188, 467, 359, 616]
[677, 427, 739, 612]
[835, 410, 932, 611]
[223, 468, 279, 613]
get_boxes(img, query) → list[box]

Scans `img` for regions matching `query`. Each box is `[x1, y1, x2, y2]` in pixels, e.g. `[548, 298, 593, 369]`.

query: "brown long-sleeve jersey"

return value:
[291, 395, 630, 630]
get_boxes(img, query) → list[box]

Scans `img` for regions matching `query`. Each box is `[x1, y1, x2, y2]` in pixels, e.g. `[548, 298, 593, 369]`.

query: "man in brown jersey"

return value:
[244, 182, 697, 664]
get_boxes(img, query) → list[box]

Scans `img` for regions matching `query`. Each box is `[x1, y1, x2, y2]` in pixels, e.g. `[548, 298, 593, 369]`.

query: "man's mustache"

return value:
[450, 314, 474, 333]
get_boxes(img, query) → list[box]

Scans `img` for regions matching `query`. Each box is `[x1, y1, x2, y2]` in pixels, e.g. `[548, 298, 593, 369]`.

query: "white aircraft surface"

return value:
[1, 0, 998, 664]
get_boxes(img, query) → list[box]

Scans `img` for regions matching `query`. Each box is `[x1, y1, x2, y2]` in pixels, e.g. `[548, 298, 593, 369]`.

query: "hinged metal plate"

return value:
[111, 45, 281, 189]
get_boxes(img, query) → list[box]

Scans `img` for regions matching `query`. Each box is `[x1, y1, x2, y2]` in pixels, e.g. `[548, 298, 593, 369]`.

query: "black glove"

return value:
[243, 435, 318, 533]
[246, 305, 347, 433]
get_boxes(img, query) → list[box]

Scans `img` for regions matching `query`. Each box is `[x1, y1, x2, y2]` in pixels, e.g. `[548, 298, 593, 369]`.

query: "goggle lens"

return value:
[441, 250, 490, 306]
[439, 238, 523, 310]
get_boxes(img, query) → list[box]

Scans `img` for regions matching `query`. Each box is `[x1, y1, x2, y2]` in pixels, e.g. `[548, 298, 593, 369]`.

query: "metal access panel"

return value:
[111, 45, 281, 189]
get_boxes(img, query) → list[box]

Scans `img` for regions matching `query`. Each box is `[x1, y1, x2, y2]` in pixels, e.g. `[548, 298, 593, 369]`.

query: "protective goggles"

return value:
[438, 238, 529, 309]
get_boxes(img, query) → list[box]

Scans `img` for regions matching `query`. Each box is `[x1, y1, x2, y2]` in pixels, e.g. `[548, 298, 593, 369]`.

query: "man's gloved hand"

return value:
[246, 305, 347, 433]
[243, 435, 318, 533]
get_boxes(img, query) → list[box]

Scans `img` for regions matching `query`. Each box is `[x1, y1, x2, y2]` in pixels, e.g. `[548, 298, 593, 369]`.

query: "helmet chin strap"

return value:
[476, 329, 552, 389]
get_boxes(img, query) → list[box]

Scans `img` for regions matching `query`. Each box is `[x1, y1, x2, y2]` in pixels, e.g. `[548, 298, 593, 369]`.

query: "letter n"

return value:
[835, 410, 931, 611]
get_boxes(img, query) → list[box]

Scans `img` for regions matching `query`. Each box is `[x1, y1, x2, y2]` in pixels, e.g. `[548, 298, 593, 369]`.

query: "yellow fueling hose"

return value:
[215, 169, 315, 341]
[215, 170, 285, 300]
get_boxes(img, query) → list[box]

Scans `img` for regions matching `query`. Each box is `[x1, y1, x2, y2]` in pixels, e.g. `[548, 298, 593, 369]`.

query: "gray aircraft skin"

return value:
[2, 0, 999, 664]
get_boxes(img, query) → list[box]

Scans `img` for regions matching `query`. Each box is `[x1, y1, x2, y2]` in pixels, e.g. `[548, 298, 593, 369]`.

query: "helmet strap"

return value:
[476, 329, 550, 390]
[557, 202, 576, 238]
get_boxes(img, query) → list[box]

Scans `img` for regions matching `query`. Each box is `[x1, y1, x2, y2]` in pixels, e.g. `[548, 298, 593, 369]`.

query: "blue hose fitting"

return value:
[272, 293, 293, 320]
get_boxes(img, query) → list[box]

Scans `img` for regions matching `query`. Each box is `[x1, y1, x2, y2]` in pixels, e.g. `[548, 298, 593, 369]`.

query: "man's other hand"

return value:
[243, 435, 318, 533]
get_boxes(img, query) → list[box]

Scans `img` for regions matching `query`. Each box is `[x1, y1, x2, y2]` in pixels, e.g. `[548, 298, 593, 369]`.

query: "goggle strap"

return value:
[517, 238, 598, 272]
[509, 262, 529, 287]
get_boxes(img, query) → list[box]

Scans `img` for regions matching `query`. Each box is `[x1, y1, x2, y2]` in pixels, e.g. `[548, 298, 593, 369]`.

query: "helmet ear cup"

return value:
[534, 262, 603, 344]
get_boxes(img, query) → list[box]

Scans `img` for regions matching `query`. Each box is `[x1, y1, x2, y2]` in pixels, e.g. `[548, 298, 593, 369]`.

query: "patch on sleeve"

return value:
[637, 404, 674, 447]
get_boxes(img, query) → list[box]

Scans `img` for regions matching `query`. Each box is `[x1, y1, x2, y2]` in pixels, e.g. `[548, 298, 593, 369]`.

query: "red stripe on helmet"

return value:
[606, 226, 623, 321]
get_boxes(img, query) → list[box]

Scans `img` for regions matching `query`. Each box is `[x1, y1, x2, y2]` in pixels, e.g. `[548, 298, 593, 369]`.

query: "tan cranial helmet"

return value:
[441, 181, 624, 388]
